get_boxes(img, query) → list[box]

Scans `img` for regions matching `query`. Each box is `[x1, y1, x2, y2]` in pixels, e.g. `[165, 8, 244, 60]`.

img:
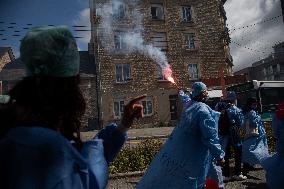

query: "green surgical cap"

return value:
[20, 26, 79, 77]
[192, 82, 207, 98]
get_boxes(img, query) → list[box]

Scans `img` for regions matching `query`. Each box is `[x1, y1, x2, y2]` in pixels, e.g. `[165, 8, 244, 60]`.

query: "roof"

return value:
[1, 51, 96, 74]
[0, 47, 15, 60]
[2, 58, 25, 70]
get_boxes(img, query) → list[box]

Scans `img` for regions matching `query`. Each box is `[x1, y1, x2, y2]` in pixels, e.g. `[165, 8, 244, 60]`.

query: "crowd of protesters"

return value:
[0, 26, 283, 189]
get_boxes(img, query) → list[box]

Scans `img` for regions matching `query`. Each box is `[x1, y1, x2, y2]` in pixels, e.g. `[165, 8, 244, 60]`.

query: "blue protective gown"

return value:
[261, 115, 284, 189]
[242, 110, 269, 166]
[137, 101, 225, 189]
[226, 105, 244, 146]
[0, 124, 126, 189]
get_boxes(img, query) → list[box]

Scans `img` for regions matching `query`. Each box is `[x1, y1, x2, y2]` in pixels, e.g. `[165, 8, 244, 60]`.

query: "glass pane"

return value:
[116, 64, 122, 82]
[123, 64, 130, 81]
[114, 102, 119, 116]
[120, 101, 124, 116]
[147, 101, 153, 114]
[151, 7, 157, 18]
[142, 101, 147, 114]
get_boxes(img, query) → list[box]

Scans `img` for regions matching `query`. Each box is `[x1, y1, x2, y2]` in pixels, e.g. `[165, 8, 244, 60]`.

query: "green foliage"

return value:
[264, 122, 276, 153]
[109, 139, 163, 174]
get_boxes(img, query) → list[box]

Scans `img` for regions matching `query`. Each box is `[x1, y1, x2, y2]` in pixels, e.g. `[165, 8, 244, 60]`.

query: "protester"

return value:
[261, 101, 284, 189]
[214, 101, 231, 181]
[241, 97, 269, 177]
[223, 91, 246, 180]
[0, 26, 145, 189]
[137, 82, 225, 189]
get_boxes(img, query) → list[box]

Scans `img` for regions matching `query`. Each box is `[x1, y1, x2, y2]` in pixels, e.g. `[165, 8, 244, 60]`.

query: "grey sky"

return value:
[224, 0, 284, 72]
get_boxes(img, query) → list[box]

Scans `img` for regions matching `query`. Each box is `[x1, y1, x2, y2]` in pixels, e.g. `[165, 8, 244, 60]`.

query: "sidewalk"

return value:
[81, 127, 174, 141]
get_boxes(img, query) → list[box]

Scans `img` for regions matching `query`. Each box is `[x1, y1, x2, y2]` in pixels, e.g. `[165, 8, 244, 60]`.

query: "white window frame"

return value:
[114, 33, 126, 49]
[188, 63, 199, 80]
[141, 98, 153, 117]
[182, 6, 192, 22]
[115, 64, 130, 83]
[152, 32, 167, 51]
[184, 33, 195, 49]
[151, 4, 164, 20]
[113, 99, 124, 119]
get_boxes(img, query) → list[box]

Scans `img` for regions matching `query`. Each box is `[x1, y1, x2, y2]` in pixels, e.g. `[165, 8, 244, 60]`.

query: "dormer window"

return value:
[113, 3, 125, 20]
[151, 4, 164, 20]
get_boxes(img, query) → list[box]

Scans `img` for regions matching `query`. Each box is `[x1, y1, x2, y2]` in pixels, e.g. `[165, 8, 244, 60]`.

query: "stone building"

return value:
[0, 51, 98, 129]
[89, 0, 232, 128]
[0, 47, 15, 94]
[235, 42, 284, 81]
[0, 47, 14, 71]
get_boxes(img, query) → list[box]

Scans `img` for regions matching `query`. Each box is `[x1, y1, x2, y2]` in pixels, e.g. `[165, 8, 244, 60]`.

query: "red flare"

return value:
[166, 76, 175, 84]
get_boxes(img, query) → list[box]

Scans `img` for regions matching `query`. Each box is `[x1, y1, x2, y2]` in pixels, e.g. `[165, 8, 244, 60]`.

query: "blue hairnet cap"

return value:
[225, 91, 237, 101]
[191, 82, 207, 97]
[20, 26, 79, 77]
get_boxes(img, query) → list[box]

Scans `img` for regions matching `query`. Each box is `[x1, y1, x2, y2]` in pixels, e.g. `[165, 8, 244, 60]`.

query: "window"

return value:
[263, 68, 267, 76]
[141, 98, 153, 116]
[114, 33, 126, 49]
[182, 6, 192, 22]
[169, 95, 178, 120]
[115, 64, 130, 83]
[188, 64, 199, 80]
[151, 4, 164, 20]
[113, 3, 125, 19]
[272, 65, 278, 74]
[157, 66, 166, 80]
[277, 64, 280, 72]
[184, 33, 195, 49]
[113, 100, 124, 119]
[281, 64, 284, 73]
[152, 32, 167, 50]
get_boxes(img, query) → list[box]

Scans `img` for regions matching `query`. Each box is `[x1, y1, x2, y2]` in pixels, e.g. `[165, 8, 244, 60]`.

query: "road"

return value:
[106, 166, 267, 189]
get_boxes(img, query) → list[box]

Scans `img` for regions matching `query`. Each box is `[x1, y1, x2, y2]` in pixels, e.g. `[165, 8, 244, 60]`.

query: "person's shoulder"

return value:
[194, 102, 212, 114]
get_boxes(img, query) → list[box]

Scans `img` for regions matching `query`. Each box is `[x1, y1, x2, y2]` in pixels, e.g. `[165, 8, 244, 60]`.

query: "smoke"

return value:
[95, 0, 172, 78]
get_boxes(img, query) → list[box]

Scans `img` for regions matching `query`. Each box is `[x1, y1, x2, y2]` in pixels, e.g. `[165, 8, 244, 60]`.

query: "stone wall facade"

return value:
[0, 52, 12, 71]
[90, 0, 232, 128]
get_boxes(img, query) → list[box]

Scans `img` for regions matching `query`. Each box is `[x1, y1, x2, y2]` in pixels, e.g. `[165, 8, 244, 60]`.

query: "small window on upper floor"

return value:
[115, 64, 130, 83]
[151, 4, 164, 20]
[188, 63, 199, 80]
[182, 6, 193, 22]
[113, 2, 125, 20]
[184, 33, 195, 49]
[114, 33, 127, 49]
[152, 32, 167, 51]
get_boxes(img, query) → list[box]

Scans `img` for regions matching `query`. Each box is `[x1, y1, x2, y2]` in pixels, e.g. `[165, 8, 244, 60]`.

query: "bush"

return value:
[109, 139, 163, 174]
[264, 122, 276, 153]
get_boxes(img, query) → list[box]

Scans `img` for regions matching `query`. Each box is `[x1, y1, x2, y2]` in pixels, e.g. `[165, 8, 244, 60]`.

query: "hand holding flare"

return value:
[118, 95, 146, 132]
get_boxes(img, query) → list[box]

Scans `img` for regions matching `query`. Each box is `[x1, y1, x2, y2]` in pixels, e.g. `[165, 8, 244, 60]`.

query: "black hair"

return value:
[0, 75, 86, 144]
